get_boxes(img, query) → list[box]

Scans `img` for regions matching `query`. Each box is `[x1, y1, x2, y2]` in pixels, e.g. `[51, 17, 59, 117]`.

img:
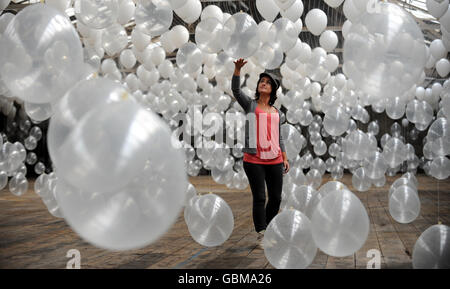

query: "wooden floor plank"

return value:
[0, 174, 449, 269]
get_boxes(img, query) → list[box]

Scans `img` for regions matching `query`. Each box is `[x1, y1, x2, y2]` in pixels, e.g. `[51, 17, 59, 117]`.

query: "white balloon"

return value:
[430, 39, 448, 60]
[200, 4, 223, 22]
[0, 0, 11, 12]
[46, 0, 72, 14]
[160, 30, 177, 53]
[343, 0, 360, 23]
[274, 0, 296, 10]
[441, 4, 450, 32]
[256, 0, 280, 22]
[342, 19, 352, 39]
[280, 0, 304, 22]
[174, 0, 201, 24]
[170, 25, 190, 48]
[117, 0, 135, 25]
[131, 28, 151, 51]
[119, 49, 136, 70]
[319, 30, 338, 52]
[426, 0, 449, 19]
[324, 0, 344, 8]
[436, 58, 450, 77]
[305, 9, 327, 36]
[151, 46, 166, 66]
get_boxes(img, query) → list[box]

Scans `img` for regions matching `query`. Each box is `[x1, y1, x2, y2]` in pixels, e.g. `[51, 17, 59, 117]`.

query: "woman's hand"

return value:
[233, 58, 247, 71]
[283, 159, 290, 174]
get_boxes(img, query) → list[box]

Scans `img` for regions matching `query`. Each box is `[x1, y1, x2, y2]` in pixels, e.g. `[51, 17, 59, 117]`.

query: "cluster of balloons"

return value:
[265, 180, 369, 269]
[0, 115, 47, 197]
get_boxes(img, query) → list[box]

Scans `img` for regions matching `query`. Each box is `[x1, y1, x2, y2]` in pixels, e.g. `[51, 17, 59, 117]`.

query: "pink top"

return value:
[243, 106, 283, 164]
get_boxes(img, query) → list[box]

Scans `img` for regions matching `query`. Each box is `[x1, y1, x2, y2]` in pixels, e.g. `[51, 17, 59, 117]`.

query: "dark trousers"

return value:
[243, 161, 284, 233]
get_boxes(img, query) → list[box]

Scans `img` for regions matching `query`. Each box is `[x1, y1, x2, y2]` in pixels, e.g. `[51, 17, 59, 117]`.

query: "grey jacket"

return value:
[231, 74, 286, 155]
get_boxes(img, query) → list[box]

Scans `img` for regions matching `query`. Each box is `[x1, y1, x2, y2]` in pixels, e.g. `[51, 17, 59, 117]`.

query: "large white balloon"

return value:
[55, 122, 188, 250]
[186, 194, 234, 247]
[263, 209, 317, 269]
[0, 4, 84, 104]
[412, 224, 450, 269]
[134, 0, 173, 37]
[311, 189, 370, 257]
[343, 2, 427, 101]
[174, 0, 201, 24]
[305, 9, 327, 36]
[426, 0, 449, 19]
[222, 12, 260, 59]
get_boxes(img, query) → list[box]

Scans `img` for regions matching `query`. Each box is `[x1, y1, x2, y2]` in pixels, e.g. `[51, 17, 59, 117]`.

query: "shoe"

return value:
[256, 229, 265, 250]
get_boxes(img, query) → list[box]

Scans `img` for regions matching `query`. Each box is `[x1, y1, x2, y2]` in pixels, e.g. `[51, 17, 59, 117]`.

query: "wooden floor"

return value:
[0, 174, 449, 269]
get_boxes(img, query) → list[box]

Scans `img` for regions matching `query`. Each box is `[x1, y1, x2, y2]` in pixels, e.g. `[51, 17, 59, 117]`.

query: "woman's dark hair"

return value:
[255, 74, 279, 106]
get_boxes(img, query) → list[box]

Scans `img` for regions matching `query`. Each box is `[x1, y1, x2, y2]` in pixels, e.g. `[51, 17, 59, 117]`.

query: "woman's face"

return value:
[258, 76, 272, 95]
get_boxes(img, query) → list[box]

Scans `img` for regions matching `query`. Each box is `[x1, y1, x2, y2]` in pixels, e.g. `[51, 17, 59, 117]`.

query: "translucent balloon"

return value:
[343, 2, 427, 101]
[406, 99, 433, 126]
[26, 152, 37, 165]
[0, 4, 84, 104]
[305, 8, 327, 36]
[176, 42, 203, 74]
[385, 96, 406, 120]
[222, 12, 260, 59]
[429, 157, 450, 180]
[281, 124, 304, 160]
[74, 0, 119, 29]
[306, 169, 322, 189]
[364, 151, 387, 179]
[382, 137, 407, 168]
[263, 209, 317, 269]
[323, 106, 350, 136]
[412, 224, 450, 269]
[34, 162, 46, 175]
[283, 185, 316, 214]
[0, 171, 7, 190]
[134, 0, 173, 37]
[314, 140, 327, 156]
[24, 136, 37, 151]
[389, 185, 420, 224]
[55, 121, 188, 250]
[311, 189, 370, 257]
[186, 194, 234, 247]
[30, 126, 43, 141]
[9, 172, 28, 196]
[47, 78, 159, 194]
[351, 167, 371, 192]
[268, 18, 298, 52]
[195, 17, 223, 54]
[389, 177, 417, 200]
[102, 23, 128, 56]
[343, 130, 372, 161]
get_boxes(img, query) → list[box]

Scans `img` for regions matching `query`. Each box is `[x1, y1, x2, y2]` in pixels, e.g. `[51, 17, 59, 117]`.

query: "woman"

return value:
[231, 58, 290, 249]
